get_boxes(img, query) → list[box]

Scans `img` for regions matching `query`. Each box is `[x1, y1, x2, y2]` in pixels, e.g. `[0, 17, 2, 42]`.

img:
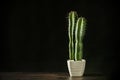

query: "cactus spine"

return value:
[68, 11, 86, 61]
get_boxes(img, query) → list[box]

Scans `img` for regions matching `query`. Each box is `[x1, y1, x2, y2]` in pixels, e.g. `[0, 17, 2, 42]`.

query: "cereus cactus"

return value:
[68, 11, 86, 61]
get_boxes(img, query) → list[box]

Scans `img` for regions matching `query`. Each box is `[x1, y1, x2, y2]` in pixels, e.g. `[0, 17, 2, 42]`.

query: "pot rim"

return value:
[67, 59, 86, 62]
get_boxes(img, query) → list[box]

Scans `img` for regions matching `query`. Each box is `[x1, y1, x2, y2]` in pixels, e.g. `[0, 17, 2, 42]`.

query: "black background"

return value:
[0, 0, 119, 78]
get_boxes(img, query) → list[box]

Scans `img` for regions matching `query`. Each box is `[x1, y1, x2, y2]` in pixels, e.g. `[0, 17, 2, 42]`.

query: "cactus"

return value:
[68, 11, 86, 61]
[68, 11, 78, 60]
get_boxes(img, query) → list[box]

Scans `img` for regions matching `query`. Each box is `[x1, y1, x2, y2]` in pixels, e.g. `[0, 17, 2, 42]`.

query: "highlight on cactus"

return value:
[68, 11, 87, 61]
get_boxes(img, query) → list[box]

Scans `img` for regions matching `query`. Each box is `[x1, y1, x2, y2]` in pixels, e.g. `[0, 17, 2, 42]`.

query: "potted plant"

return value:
[67, 11, 87, 76]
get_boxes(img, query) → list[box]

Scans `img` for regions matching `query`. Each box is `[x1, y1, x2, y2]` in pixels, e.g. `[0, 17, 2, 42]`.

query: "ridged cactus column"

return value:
[68, 11, 86, 61]
[68, 11, 78, 60]
[75, 17, 86, 61]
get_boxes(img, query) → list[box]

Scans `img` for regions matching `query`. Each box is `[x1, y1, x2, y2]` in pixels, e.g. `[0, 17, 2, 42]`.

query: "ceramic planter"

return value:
[67, 59, 86, 76]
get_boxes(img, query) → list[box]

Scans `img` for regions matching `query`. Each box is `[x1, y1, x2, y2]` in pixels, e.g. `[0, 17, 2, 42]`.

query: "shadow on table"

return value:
[66, 74, 108, 80]
[66, 76, 107, 80]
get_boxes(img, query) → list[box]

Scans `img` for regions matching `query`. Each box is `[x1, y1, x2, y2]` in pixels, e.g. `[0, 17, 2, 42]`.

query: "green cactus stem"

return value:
[68, 11, 86, 61]
[68, 11, 78, 60]
[75, 17, 86, 61]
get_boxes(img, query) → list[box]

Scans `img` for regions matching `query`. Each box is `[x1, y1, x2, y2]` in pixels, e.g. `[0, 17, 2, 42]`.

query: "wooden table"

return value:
[0, 72, 108, 80]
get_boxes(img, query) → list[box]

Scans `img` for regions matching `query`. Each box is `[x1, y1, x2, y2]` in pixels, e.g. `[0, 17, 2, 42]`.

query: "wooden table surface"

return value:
[0, 72, 108, 80]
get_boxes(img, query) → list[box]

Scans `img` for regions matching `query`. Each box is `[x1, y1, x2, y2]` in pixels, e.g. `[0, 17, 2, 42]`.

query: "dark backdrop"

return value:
[1, 0, 119, 77]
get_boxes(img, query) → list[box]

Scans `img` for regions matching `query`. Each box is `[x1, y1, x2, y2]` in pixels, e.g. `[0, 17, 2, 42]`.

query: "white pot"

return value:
[67, 59, 86, 76]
